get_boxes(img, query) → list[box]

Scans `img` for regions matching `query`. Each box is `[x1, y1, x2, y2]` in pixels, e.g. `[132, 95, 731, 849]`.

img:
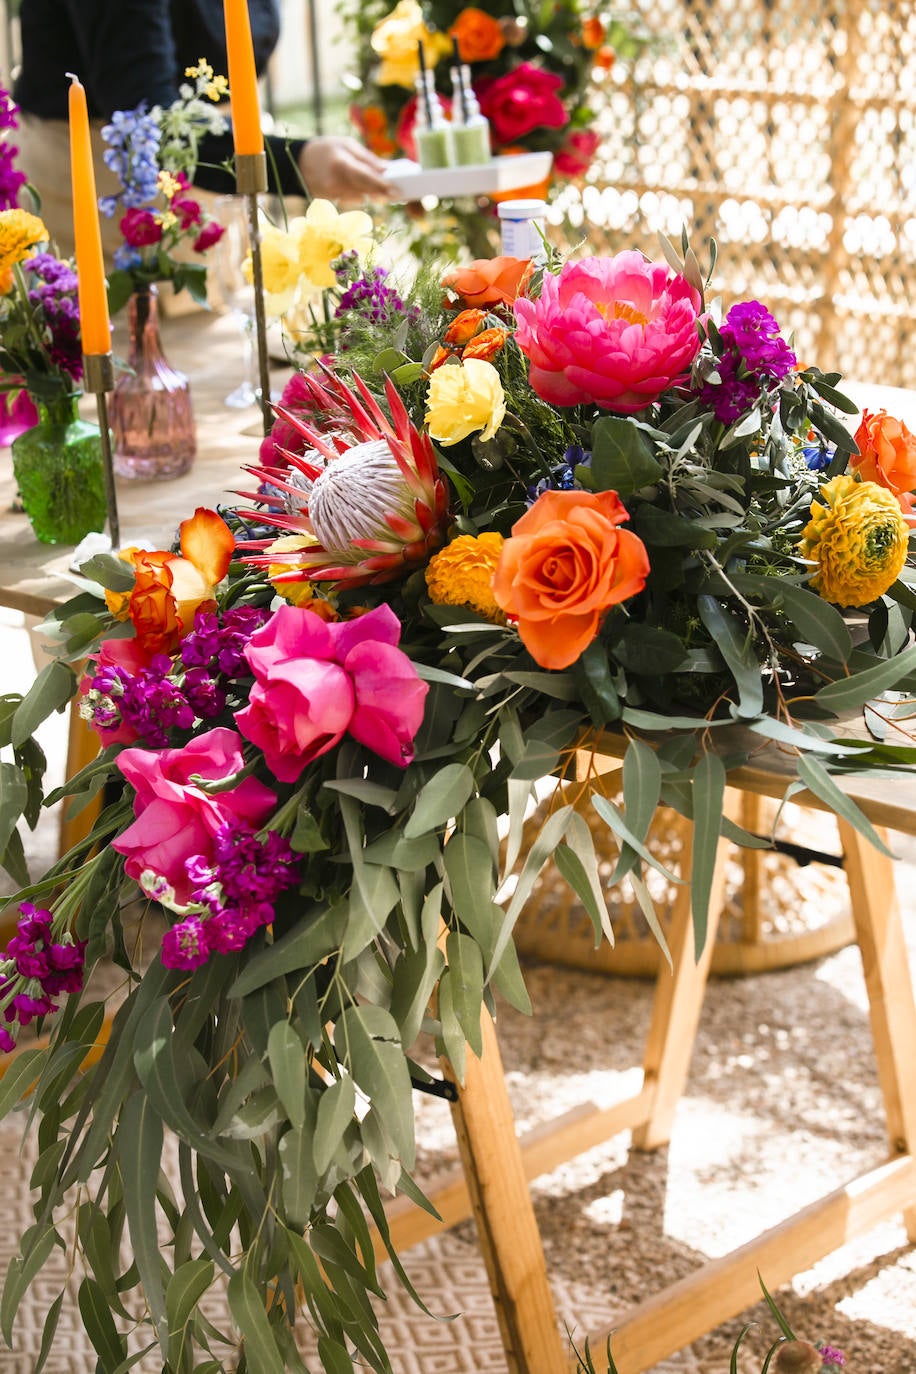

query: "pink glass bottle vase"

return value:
[110, 283, 196, 481]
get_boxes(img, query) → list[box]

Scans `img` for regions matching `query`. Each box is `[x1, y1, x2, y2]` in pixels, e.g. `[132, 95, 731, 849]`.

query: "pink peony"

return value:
[192, 220, 225, 253]
[112, 728, 277, 903]
[514, 252, 704, 412]
[120, 207, 162, 247]
[477, 63, 567, 146]
[554, 128, 600, 178]
[236, 603, 428, 781]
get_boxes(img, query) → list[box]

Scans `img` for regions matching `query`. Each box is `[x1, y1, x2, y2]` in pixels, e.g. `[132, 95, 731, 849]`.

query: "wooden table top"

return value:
[0, 308, 287, 618]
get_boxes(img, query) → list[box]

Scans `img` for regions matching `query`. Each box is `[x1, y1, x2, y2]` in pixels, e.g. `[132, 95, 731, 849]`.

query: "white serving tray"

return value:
[382, 151, 553, 200]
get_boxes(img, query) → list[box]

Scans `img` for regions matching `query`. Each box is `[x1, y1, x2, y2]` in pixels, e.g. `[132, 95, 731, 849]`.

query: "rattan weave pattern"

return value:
[560, 0, 916, 386]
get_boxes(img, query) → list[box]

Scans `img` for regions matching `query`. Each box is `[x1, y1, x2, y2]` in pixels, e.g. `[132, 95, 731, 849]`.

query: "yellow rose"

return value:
[371, 0, 452, 88]
[798, 474, 910, 607]
[425, 359, 506, 447]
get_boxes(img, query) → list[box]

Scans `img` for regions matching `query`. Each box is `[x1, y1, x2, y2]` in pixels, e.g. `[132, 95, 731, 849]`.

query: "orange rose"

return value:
[443, 255, 535, 309]
[444, 308, 487, 346]
[426, 344, 452, 373]
[492, 490, 650, 670]
[122, 508, 235, 657]
[581, 17, 606, 48]
[462, 326, 508, 361]
[449, 7, 506, 62]
[851, 409, 916, 497]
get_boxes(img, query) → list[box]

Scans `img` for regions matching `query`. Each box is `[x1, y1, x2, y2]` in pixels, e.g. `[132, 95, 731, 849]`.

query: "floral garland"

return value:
[343, 0, 635, 184]
[2, 223, 916, 1371]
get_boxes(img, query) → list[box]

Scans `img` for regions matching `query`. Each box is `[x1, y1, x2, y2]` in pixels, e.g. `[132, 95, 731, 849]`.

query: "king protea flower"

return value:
[236, 369, 450, 587]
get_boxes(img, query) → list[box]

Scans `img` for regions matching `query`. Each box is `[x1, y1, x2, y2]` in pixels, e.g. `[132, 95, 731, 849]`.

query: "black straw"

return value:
[417, 40, 433, 125]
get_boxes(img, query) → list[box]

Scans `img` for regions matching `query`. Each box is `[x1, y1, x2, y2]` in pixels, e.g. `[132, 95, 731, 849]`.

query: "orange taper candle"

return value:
[67, 76, 111, 357]
[224, 0, 265, 156]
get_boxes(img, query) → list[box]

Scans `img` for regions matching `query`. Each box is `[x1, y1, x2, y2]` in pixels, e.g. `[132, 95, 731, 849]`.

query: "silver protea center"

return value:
[308, 440, 417, 552]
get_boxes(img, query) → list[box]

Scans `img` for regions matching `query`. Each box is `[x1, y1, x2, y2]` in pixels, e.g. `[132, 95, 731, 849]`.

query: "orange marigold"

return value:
[425, 532, 506, 623]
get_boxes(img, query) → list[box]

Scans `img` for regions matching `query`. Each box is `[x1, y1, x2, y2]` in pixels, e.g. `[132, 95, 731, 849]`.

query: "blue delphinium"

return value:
[98, 105, 161, 218]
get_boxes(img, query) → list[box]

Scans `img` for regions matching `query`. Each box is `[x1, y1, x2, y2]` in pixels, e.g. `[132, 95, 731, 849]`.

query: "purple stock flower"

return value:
[335, 266, 420, 339]
[0, 902, 86, 1047]
[0, 85, 26, 211]
[818, 1347, 846, 1367]
[700, 300, 797, 425]
[23, 253, 83, 384]
[159, 824, 300, 968]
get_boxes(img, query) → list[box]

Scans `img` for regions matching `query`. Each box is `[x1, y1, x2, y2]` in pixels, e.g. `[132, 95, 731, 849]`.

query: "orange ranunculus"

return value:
[594, 45, 616, 71]
[444, 307, 487, 346]
[462, 326, 508, 361]
[443, 255, 535, 309]
[492, 489, 650, 670]
[851, 409, 916, 497]
[581, 16, 606, 48]
[122, 508, 235, 658]
[449, 7, 506, 62]
[426, 344, 452, 373]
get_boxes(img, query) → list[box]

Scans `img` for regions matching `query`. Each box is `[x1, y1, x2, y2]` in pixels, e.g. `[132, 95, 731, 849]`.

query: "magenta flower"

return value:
[477, 63, 567, 145]
[0, 388, 38, 445]
[514, 252, 704, 412]
[120, 207, 163, 247]
[236, 603, 428, 781]
[554, 129, 600, 178]
[192, 220, 225, 253]
[112, 728, 277, 903]
[172, 196, 202, 229]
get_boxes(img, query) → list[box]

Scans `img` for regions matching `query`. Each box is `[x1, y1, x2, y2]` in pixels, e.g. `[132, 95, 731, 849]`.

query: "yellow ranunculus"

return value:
[371, 0, 452, 88]
[294, 200, 375, 290]
[0, 209, 48, 292]
[798, 473, 910, 607]
[425, 532, 506, 622]
[425, 358, 506, 447]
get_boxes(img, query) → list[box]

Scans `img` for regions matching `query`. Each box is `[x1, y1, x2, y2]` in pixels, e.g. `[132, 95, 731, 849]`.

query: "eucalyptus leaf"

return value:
[444, 931, 484, 1057]
[11, 659, 75, 749]
[227, 1271, 286, 1374]
[404, 762, 475, 838]
[78, 1276, 127, 1370]
[267, 1022, 307, 1130]
[689, 751, 726, 959]
[278, 1126, 319, 1227]
[314, 1076, 357, 1175]
[119, 1092, 168, 1355]
[815, 644, 916, 712]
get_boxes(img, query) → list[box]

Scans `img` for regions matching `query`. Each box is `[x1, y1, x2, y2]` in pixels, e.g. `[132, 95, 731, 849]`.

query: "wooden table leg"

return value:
[839, 818, 916, 1239]
[632, 792, 736, 1150]
[441, 1009, 568, 1374]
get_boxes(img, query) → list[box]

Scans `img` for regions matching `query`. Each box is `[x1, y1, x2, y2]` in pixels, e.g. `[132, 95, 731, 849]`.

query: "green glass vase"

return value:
[11, 391, 108, 545]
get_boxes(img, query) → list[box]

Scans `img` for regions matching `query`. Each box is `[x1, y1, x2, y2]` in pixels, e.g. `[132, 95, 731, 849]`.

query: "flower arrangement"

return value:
[345, 0, 633, 177]
[0, 209, 83, 401]
[100, 60, 228, 314]
[2, 224, 916, 1370]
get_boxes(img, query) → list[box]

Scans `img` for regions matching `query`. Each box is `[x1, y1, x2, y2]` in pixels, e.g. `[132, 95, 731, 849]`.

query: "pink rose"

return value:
[514, 252, 704, 412]
[477, 63, 567, 146]
[192, 220, 225, 253]
[120, 207, 162, 247]
[112, 727, 277, 902]
[554, 128, 600, 177]
[236, 604, 428, 781]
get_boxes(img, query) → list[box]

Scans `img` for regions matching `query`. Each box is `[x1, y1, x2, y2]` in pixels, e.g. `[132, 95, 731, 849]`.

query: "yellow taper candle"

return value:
[67, 75, 111, 357]
[224, 0, 265, 156]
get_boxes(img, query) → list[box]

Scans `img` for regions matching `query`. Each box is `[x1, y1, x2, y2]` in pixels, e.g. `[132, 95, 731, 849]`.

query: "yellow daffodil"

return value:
[798, 474, 910, 607]
[0, 209, 48, 292]
[250, 223, 305, 315]
[426, 532, 506, 622]
[371, 0, 452, 87]
[295, 200, 375, 290]
[425, 358, 506, 447]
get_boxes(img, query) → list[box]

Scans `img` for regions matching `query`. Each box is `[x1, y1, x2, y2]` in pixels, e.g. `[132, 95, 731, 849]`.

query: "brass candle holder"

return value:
[234, 150, 272, 435]
[82, 351, 119, 548]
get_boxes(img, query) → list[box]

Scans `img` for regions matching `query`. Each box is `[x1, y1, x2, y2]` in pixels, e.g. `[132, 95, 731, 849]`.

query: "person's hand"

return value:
[297, 137, 392, 204]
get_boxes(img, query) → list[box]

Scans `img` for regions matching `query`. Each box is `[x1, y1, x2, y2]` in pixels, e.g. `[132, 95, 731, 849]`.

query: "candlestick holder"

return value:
[233, 151, 272, 435]
[82, 351, 120, 548]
